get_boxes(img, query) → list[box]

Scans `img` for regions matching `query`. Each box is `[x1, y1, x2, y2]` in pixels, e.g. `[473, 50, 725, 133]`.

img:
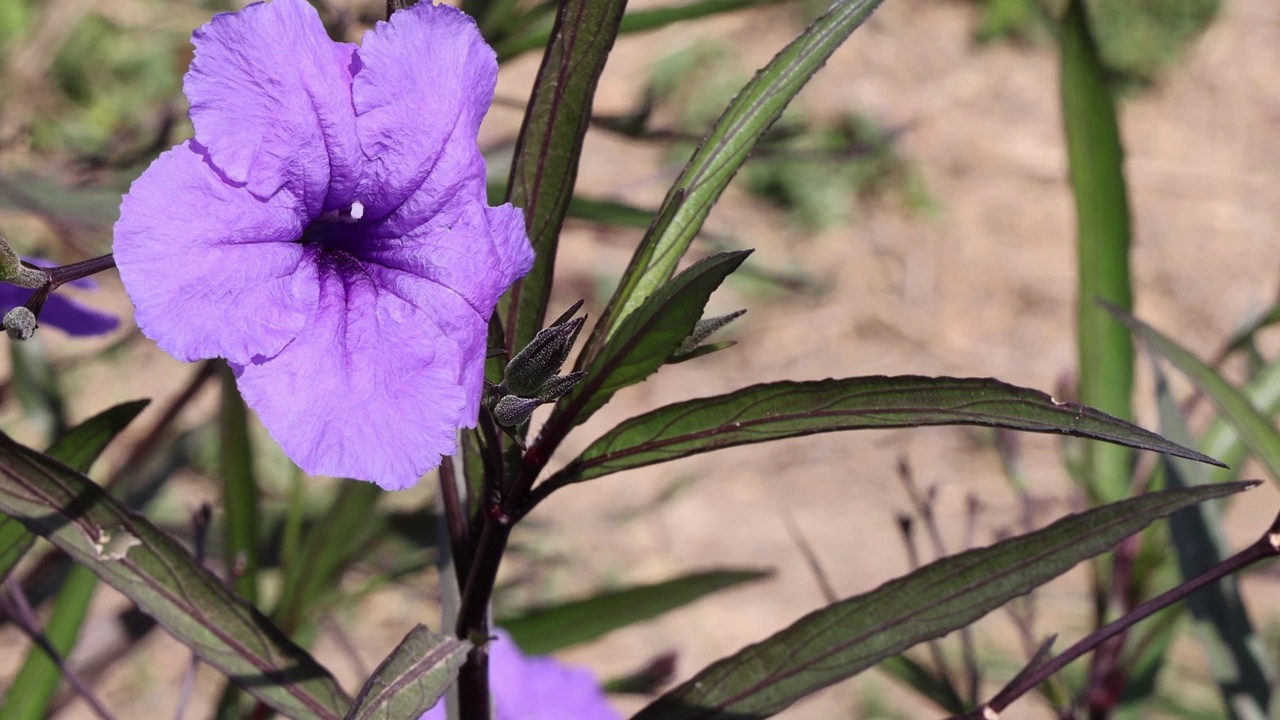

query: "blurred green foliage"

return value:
[974, 0, 1220, 84]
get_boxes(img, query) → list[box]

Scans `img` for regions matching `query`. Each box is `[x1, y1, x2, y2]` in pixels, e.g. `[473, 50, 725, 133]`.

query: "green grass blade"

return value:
[1062, 0, 1134, 503]
[495, 0, 628, 358]
[630, 482, 1254, 720]
[538, 376, 1221, 497]
[579, 0, 885, 366]
[1153, 363, 1273, 719]
[0, 432, 350, 720]
[1108, 306, 1280, 486]
[343, 625, 469, 720]
[0, 564, 98, 720]
[498, 568, 771, 654]
[1198, 357, 1280, 486]
[219, 361, 259, 603]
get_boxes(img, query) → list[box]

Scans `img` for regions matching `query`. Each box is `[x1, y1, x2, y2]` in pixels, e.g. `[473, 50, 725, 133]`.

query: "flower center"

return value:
[301, 201, 367, 250]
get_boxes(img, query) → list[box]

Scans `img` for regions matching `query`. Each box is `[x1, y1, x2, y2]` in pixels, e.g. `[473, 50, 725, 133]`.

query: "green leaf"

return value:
[0, 399, 149, 581]
[875, 654, 965, 713]
[494, 0, 793, 60]
[8, 337, 66, 442]
[343, 625, 469, 720]
[1153, 364, 1273, 719]
[219, 361, 259, 603]
[495, 0, 628, 360]
[499, 568, 771, 654]
[554, 251, 749, 428]
[538, 376, 1222, 497]
[579, 0, 885, 365]
[630, 481, 1256, 720]
[0, 431, 349, 720]
[1107, 305, 1280, 486]
[1063, 0, 1134, 504]
[1200, 357, 1280, 486]
[0, 399, 149, 720]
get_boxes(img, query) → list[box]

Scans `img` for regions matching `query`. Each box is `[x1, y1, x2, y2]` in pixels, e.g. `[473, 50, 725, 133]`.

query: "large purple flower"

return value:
[113, 0, 534, 489]
[420, 630, 620, 720]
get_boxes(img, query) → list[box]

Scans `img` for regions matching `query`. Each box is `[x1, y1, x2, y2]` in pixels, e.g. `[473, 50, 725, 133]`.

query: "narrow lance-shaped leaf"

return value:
[496, 0, 629, 357]
[1063, 0, 1135, 503]
[220, 361, 260, 603]
[553, 251, 749, 429]
[631, 481, 1256, 720]
[0, 432, 349, 720]
[343, 625, 470, 720]
[0, 399, 150, 581]
[1107, 304, 1280, 486]
[1153, 362, 1273, 719]
[499, 568, 771, 654]
[0, 400, 150, 720]
[536, 376, 1223, 499]
[579, 0, 885, 365]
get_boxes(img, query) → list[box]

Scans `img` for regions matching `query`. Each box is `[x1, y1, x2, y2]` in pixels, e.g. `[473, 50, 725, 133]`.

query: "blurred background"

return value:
[0, 0, 1277, 717]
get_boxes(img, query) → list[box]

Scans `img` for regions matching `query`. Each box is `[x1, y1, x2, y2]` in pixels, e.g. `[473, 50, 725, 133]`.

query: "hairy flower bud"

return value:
[502, 304, 585, 397]
[676, 309, 746, 356]
[536, 370, 586, 403]
[493, 394, 542, 428]
[4, 307, 37, 341]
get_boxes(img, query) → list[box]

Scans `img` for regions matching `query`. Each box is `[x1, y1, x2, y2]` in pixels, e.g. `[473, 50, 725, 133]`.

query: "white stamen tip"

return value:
[349, 201, 364, 220]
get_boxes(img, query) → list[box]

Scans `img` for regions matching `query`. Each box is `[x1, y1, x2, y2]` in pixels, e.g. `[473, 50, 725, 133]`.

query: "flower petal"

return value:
[113, 142, 318, 363]
[234, 249, 481, 488]
[185, 0, 361, 211]
[353, 2, 497, 218]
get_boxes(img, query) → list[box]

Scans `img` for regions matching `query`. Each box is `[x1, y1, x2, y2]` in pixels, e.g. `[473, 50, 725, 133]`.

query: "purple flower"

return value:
[112, 0, 534, 489]
[0, 260, 118, 337]
[420, 630, 620, 720]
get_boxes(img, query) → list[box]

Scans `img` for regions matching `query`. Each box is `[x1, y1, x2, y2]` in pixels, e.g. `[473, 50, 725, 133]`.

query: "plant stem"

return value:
[46, 253, 115, 291]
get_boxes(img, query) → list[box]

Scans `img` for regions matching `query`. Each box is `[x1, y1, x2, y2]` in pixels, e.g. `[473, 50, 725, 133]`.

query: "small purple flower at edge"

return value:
[0, 259, 118, 337]
[112, 0, 535, 489]
[419, 629, 620, 720]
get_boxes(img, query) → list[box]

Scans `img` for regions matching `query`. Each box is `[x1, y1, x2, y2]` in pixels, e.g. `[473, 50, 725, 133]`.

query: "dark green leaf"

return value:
[0, 399, 150, 720]
[0, 399, 149, 581]
[631, 482, 1255, 720]
[343, 625, 469, 720]
[499, 568, 771, 654]
[0, 432, 349, 720]
[579, 0, 885, 366]
[555, 251, 749, 428]
[495, 0, 628, 360]
[1063, 0, 1134, 503]
[540, 377, 1222, 496]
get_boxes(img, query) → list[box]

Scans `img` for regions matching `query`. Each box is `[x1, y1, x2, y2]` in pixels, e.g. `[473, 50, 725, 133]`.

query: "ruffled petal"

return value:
[113, 142, 318, 363]
[358, 192, 532, 421]
[234, 249, 481, 488]
[352, 2, 497, 218]
[185, 0, 361, 211]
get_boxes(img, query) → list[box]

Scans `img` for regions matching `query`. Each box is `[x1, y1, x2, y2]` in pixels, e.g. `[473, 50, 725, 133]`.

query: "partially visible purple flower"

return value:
[0, 259, 118, 337]
[112, 0, 534, 488]
[420, 630, 620, 720]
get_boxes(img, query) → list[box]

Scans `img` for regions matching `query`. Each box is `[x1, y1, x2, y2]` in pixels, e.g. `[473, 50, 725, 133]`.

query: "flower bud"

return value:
[674, 309, 746, 356]
[4, 307, 38, 341]
[502, 312, 584, 397]
[493, 394, 542, 428]
[535, 370, 586, 403]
